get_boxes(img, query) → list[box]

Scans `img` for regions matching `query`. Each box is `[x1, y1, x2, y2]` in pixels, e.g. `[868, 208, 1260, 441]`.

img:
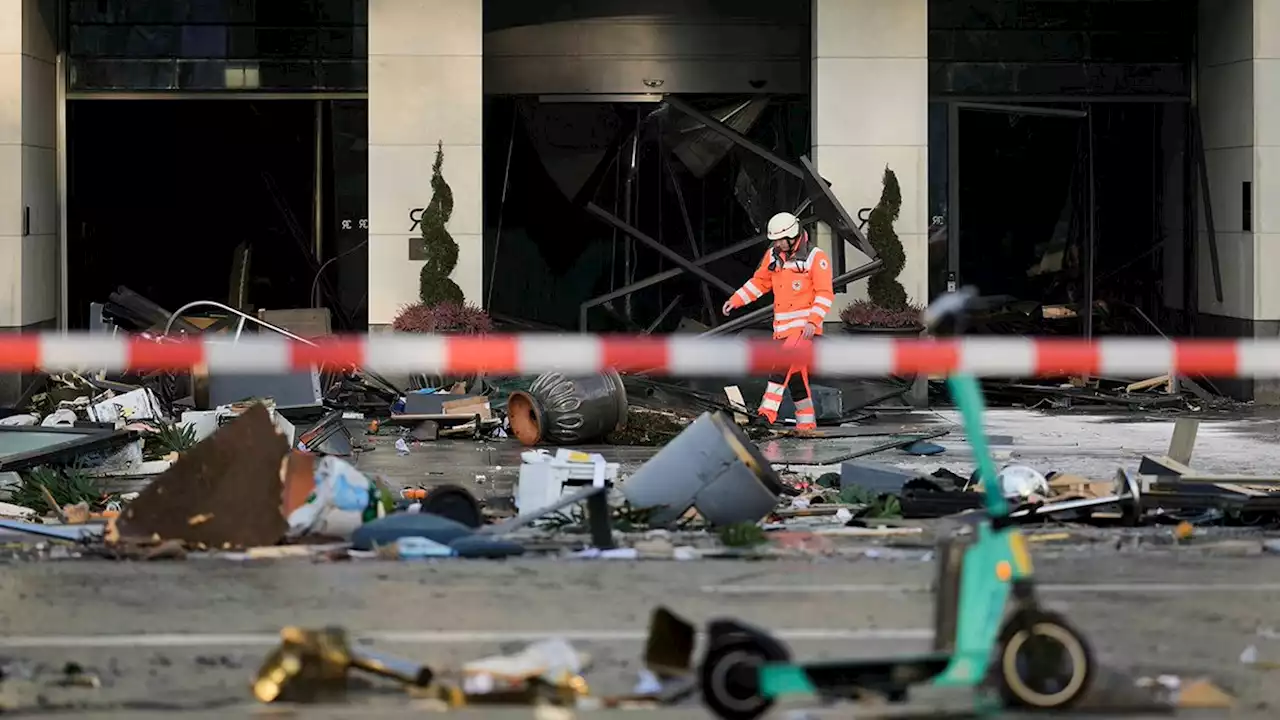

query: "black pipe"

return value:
[664, 96, 805, 179]
[585, 202, 736, 294]
[664, 157, 717, 324]
[578, 198, 815, 331]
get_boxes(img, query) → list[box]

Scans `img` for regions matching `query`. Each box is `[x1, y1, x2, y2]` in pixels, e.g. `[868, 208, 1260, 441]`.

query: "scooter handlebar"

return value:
[922, 287, 980, 336]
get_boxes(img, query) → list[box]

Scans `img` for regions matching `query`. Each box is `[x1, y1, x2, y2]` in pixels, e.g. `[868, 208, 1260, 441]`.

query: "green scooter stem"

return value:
[947, 374, 1008, 518]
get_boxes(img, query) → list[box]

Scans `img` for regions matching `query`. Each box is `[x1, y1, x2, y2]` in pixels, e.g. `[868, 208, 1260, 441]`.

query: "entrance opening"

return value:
[956, 106, 1085, 312]
[934, 101, 1185, 337]
[483, 96, 811, 332]
[66, 99, 369, 331]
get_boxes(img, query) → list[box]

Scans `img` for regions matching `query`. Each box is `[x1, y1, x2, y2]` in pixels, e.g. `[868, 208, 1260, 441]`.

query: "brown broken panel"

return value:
[116, 403, 289, 548]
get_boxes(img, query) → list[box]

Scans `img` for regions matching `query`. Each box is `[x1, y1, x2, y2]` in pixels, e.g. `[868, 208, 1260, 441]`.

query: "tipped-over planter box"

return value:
[621, 411, 784, 527]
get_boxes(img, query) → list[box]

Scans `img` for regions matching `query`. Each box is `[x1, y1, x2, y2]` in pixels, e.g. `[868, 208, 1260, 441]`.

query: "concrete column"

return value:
[367, 0, 483, 326]
[0, 0, 58, 330]
[1253, 0, 1280, 318]
[811, 0, 928, 315]
[1196, 0, 1280, 400]
[1196, 0, 1257, 320]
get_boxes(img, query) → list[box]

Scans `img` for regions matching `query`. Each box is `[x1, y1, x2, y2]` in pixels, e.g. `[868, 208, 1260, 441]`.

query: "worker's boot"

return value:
[794, 397, 817, 432]
[757, 381, 785, 424]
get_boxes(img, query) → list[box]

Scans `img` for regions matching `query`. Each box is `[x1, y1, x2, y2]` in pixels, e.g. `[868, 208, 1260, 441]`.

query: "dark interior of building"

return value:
[483, 96, 811, 332]
[66, 99, 368, 331]
[944, 103, 1176, 334]
[64, 0, 369, 332]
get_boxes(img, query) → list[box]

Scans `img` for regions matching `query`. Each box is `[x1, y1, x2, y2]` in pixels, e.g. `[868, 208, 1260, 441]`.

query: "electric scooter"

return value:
[696, 288, 1096, 719]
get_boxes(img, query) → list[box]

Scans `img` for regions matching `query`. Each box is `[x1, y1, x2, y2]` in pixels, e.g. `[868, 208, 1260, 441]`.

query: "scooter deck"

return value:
[762, 651, 952, 700]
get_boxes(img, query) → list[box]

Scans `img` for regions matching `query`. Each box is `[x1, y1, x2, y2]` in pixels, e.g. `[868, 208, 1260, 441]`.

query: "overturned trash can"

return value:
[507, 370, 628, 447]
[622, 411, 782, 527]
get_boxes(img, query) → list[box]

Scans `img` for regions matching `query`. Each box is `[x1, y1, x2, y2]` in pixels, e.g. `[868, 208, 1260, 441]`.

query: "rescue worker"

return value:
[722, 211, 834, 430]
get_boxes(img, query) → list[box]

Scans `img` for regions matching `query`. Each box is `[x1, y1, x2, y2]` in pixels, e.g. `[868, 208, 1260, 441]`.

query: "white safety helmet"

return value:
[766, 212, 801, 241]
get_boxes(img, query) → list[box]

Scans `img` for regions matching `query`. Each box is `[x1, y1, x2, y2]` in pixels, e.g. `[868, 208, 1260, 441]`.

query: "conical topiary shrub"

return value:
[418, 141, 465, 307]
[866, 166, 907, 310]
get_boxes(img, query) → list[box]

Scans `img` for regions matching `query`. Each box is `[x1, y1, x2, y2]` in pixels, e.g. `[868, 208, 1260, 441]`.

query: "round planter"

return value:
[507, 369, 629, 446]
[841, 323, 924, 337]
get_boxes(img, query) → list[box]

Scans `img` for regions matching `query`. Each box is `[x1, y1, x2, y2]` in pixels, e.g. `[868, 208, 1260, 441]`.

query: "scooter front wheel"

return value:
[995, 609, 1094, 710]
[699, 637, 782, 720]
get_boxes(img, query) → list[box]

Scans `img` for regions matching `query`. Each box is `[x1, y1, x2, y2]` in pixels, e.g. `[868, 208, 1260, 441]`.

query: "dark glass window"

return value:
[69, 0, 367, 92]
[927, 0, 1194, 97]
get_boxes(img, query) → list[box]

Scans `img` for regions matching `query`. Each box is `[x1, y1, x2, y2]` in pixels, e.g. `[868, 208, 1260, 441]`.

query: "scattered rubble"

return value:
[0, 288, 1272, 580]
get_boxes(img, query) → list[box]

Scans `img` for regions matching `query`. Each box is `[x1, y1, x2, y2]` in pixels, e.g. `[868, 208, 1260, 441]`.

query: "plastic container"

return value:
[516, 448, 620, 513]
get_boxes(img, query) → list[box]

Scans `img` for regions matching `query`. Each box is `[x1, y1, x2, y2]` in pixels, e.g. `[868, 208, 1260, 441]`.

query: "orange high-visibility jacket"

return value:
[728, 244, 835, 339]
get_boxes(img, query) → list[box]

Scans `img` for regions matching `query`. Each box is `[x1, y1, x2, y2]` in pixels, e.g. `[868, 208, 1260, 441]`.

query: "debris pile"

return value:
[0, 288, 1272, 565]
[237, 607, 1233, 715]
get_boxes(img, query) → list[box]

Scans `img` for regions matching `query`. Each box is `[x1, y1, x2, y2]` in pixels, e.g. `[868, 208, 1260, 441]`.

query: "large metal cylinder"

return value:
[507, 370, 629, 446]
[621, 411, 783, 527]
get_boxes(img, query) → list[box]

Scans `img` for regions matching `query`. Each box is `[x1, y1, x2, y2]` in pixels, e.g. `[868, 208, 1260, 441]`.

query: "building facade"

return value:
[3, 0, 1279, 392]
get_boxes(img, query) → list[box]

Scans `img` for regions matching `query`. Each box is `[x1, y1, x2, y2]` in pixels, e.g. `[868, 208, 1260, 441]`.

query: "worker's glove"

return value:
[801, 322, 817, 340]
[722, 300, 735, 316]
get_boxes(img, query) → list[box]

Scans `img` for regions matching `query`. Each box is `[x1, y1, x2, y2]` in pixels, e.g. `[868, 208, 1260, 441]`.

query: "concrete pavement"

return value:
[2, 553, 1278, 717]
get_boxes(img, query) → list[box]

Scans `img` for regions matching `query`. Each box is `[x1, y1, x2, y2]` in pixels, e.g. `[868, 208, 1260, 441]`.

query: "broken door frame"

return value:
[580, 95, 880, 332]
[945, 101, 1093, 334]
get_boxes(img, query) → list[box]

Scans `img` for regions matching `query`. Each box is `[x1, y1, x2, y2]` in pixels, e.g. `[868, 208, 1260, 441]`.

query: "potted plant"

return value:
[840, 166, 924, 334]
[392, 301, 493, 335]
[418, 140, 466, 307]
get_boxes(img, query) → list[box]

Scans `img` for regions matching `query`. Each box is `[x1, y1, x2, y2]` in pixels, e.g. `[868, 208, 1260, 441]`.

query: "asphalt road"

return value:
[1, 550, 1277, 718]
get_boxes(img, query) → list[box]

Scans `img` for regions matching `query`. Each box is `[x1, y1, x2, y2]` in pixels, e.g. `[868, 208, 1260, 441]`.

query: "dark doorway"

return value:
[938, 101, 1182, 337]
[66, 99, 368, 330]
[953, 104, 1086, 310]
[483, 95, 811, 332]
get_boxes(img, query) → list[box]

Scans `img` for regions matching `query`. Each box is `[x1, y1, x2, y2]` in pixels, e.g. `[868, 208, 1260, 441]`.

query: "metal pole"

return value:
[664, 96, 804, 178]
[312, 100, 325, 276]
[622, 114, 640, 320]
[1084, 109, 1096, 340]
[585, 203, 735, 294]
[947, 102, 961, 291]
[484, 110, 517, 310]
[56, 0, 69, 330]
[664, 158, 717, 324]
[1191, 107, 1224, 302]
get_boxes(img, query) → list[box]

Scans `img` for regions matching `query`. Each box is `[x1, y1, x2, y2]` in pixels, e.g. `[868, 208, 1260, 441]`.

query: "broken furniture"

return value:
[1006, 469, 1143, 524]
[1138, 419, 1280, 519]
[507, 370, 629, 446]
[622, 411, 783, 527]
[295, 410, 359, 455]
[386, 393, 497, 441]
[516, 449, 619, 514]
[101, 286, 204, 335]
[254, 626, 434, 703]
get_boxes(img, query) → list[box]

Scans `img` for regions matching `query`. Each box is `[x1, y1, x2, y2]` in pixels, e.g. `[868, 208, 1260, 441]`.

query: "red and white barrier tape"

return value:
[0, 333, 1272, 377]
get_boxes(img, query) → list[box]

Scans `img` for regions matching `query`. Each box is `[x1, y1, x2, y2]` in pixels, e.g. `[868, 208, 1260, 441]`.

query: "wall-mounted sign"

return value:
[340, 218, 368, 231]
[408, 208, 426, 233]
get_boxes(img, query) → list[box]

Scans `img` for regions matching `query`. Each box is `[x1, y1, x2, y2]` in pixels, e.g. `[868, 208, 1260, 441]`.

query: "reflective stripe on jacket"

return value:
[728, 245, 836, 339]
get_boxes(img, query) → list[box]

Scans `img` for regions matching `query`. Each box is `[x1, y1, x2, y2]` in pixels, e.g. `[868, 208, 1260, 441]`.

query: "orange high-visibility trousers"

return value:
[756, 336, 815, 430]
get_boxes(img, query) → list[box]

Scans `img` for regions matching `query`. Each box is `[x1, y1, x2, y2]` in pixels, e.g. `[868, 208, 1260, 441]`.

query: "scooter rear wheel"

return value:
[995, 609, 1094, 710]
[699, 636, 786, 720]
